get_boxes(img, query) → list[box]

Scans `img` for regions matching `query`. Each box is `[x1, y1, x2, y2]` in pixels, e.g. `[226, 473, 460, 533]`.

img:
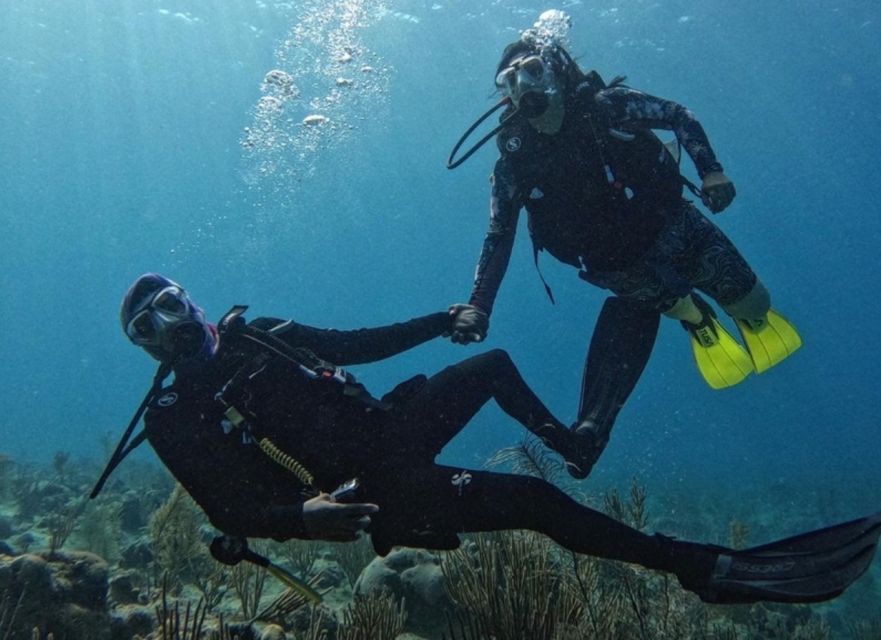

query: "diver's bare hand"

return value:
[302, 493, 378, 542]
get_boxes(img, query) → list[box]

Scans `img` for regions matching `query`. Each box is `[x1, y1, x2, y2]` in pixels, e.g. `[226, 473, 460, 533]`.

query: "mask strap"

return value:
[447, 98, 517, 169]
[555, 46, 575, 69]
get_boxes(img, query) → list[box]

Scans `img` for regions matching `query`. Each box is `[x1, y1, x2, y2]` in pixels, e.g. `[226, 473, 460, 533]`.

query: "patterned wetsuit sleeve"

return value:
[595, 86, 724, 179]
[145, 402, 309, 540]
[254, 312, 451, 366]
[468, 157, 522, 315]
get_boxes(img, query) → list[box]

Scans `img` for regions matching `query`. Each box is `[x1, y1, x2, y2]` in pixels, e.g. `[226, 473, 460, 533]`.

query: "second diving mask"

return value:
[447, 48, 564, 169]
[494, 54, 557, 115]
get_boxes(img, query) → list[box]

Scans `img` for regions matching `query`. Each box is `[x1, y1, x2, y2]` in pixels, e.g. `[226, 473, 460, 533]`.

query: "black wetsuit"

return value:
[466, 75, 760, 439]
[470, 78, 757, 315]
[144, 310, 689, 573]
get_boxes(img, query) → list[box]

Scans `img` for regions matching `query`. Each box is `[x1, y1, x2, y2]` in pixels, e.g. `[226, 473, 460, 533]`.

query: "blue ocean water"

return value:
[2, 0, 880, 526]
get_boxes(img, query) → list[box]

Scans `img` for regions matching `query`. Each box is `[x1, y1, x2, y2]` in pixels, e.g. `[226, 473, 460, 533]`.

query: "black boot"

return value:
[536, 420, 607, 480]
[565, 419, 609, 479]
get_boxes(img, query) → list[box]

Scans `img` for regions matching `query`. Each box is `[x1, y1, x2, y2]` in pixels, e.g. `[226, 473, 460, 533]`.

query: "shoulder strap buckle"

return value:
[219, 305, 249, 334]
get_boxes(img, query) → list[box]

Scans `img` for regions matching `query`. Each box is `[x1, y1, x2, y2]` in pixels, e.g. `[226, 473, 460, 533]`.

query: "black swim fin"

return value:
[676, 512, 881, 604]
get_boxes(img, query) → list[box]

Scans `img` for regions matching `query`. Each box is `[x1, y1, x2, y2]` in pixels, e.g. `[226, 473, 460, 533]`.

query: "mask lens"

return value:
[127, 311, 157, 344]
[495, 55, 551, 102]
[495, 67, 517, 92]
[152, 287, 188, 315]
[519, 56, 546, 80]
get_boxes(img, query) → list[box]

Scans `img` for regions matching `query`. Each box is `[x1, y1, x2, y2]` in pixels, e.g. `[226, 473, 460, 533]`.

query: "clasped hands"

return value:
[446, 303, 489, 345]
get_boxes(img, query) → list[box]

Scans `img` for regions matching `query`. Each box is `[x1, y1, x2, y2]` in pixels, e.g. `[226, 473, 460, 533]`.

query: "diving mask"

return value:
[125, 284, 214, 363]
[125, 286, 192, 345]
[495, 54, 557, 113]
[121, 273, 219, 364]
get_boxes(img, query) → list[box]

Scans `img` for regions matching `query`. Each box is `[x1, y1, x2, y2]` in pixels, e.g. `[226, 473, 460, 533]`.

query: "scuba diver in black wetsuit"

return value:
[447, 14, 803, 479]
[97, 272, 881, 606]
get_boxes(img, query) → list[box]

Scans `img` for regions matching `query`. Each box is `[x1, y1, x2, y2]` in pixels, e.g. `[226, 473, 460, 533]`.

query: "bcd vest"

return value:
[496, 76, 684, 272]
[211, 307, 426, 486]
[213, 308, 388, 443]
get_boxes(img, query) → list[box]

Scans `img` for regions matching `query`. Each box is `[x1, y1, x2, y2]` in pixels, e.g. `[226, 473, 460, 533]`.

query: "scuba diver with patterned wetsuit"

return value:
[105, 272, 881, 606]
[448, 33, 802, 479]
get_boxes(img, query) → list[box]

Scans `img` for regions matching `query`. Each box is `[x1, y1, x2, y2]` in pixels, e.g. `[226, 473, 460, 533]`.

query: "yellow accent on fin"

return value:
[736, 309, 803, 374]
[690, 318, 754, 389]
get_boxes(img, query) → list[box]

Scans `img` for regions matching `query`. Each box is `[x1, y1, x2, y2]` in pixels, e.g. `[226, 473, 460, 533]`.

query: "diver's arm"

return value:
[214, 494, 376, 541]
[252, 313, 451, 366]
[210, 496, 375, 542]
[212, 502, 309, 540]
[468, 160, 522, 315]
[595, 87, 723, 179]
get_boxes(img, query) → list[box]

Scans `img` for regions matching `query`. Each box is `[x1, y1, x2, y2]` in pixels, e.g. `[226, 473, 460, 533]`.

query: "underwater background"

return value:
[2, 0, 881, 637]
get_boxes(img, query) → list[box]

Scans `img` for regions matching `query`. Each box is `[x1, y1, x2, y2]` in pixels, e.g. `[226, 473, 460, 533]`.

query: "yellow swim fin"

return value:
[735, 309, 803, 374]
[684, 297, 754, 390]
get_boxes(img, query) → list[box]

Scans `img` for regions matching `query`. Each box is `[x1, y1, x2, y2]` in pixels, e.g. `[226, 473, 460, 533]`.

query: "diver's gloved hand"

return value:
[447, 303, 489, 345]
[700, 171, 736, 213]
[302, 493, 378, 542]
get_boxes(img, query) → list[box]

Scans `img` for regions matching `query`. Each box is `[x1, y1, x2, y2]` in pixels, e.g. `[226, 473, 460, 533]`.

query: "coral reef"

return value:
[0, 550, 111, 639]
[338, 591, 406, 640]
[0, 446, 878, 639]
[148, 485, 210, 592]
[443, 530, 584, 640]
[356, 548, 452, 638]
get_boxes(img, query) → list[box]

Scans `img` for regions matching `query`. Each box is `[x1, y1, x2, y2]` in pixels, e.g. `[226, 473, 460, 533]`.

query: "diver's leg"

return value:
[724, 278, 801, 371]
[396, 349, 568, 458]
[662, 293, 704, 323]
[722, 280, 771, 320]
[584, 202, 758, 328]
[674, 202, 765, 317]
[673, 203, 801, 370]
[574, 256, 679, 478]
[572, 296, 660, 477]
[456, 469, 677, 564]
[381, 466, 881, 605]
[376, 465, 712, 579]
